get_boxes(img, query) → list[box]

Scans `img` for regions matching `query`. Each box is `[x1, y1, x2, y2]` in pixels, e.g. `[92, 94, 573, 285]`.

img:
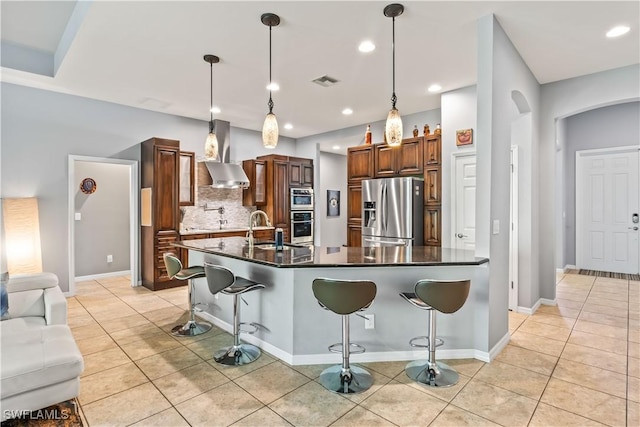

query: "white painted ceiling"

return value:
[2, 1, 639, 152]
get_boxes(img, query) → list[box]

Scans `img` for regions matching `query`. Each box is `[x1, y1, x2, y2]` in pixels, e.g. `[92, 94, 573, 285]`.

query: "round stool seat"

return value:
[174, 266, 205, 281]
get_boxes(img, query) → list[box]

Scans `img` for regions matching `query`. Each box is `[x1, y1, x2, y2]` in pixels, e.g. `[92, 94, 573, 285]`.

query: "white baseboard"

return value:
[197, 311, 487, 366]
[540, 298, 557, 306]
[487, 331, 511, 362]
[517, 298, 540, 315]
[75, 270, 131, 282]
[565, 265, 576, 272]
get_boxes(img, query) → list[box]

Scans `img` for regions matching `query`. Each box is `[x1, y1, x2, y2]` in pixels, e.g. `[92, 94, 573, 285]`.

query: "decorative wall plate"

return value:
[80, 177, 97, 194]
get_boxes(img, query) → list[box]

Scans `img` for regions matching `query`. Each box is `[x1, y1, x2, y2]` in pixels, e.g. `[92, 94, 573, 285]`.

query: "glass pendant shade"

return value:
[385, 107, 403, 146]
[262, 112, 279, 149]
[204, 131, 219, 160]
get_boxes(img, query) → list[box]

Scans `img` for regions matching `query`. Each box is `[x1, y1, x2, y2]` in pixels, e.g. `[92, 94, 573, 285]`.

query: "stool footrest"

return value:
[409, 336, 444, 349]
[239, 322, 260, 335]
[328, 342, 366, 354]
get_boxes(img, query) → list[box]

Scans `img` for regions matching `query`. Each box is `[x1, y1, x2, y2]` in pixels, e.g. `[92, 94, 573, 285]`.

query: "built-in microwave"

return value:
[290, 188, 314, 210]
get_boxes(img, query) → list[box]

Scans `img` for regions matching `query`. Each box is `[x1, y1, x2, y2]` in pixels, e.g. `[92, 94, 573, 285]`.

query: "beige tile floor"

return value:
[67, 273, 639, 427]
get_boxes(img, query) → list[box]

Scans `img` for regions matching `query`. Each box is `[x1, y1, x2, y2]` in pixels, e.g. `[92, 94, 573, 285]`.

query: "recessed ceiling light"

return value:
[358, 40, 375, 53]
[332, 145, 341, 150]
[342, 108, 353, 115]
[266, 82, 280, 91]
[428, 84, 442, 93]
[284, 123, 293, 130]
[210, 106, 221, 114]
[606, 25, 630, 38]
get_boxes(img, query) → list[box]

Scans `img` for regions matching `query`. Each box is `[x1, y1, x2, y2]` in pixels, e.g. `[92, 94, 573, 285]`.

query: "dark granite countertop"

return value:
[173, 237, 489, 268]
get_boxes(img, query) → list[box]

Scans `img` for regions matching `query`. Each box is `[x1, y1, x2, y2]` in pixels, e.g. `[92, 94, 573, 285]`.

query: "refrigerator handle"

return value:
[382, 182, 387, 233]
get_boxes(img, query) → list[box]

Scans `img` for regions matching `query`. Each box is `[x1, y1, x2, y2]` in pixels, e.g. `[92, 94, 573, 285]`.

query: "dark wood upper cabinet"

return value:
[347, 145, 374, 181]
[347, 184, 362, 224]
[179, 151, 195, 206]
[424, 166, 441, 204]
[288, 157, 313, 188]
[242, 159, 267, 206]
[374, 137, 423, 177]
[424, 134, 442, 166]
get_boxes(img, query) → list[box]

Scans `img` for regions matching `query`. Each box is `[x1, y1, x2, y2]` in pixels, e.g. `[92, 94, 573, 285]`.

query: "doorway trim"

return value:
[509, 146, 519, 311]
[68, 155, 139, 295]
[451, 150, 476, 251]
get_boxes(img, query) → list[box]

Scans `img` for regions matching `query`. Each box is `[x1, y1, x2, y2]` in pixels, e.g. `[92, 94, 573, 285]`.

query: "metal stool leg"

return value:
[405, 309, 459, 387]
[319, 314, 373, 394]
[172, 278, 212, 337]
[214, 293, 261, 365]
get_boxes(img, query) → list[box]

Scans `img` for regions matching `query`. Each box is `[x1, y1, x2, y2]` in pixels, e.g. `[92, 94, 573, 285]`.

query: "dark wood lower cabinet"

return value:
[347, 223, 362, 247]
[424, 207, 441, 246]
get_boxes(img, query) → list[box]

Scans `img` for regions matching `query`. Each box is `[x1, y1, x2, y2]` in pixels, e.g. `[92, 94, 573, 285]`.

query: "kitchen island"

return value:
[174, 237, 502, 365]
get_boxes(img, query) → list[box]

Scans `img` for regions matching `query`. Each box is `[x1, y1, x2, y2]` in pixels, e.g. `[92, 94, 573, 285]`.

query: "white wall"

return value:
[477, 15, 541, 346]
[441, 85, 477, 249]
[317, 152, 347, 247]
[541, 64, 640, 296]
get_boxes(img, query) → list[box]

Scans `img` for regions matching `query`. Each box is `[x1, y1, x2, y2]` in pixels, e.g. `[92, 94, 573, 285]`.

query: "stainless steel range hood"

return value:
[200, 120, 249, 189]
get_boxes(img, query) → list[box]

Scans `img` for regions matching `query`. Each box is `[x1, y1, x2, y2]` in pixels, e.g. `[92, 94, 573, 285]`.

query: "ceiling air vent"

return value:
[312, 75, 339, 87]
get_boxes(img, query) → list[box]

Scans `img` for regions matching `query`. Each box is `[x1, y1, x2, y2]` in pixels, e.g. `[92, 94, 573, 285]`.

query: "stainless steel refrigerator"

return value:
[361, 177, 424, 247]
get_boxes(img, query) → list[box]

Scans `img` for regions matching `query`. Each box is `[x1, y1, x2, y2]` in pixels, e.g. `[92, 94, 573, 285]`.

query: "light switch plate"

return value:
[492, 220, 500, 235]
[75, 212, 82, 221]
[364, 314, 375, 329]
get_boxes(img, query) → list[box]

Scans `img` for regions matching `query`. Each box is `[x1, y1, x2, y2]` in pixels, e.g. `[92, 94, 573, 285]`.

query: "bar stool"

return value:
[163, 253, 212, 337]
[400, 279, 470, 387]
[312, 278, 377, 394]
[204, 264, 265, 366]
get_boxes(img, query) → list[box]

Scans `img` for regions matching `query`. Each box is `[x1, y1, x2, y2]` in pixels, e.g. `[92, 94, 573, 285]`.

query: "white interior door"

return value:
[576, 147, 639, 274]
[509, 146, 519, 311]
[452, 153, 476, 251]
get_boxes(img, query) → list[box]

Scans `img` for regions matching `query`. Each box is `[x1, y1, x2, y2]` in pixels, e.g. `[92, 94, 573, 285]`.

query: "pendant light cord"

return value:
[268, 23, 274, 114]
[209, 60, 214, 133]
[391, 15, 397, 109]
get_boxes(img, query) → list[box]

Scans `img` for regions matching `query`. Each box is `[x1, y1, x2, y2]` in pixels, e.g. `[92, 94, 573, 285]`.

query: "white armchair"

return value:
[4, 272, 67, 327]
[0, 273, 83, 421]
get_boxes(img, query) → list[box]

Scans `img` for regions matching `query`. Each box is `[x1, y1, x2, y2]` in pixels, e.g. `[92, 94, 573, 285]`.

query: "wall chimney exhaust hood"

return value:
[200, 120, 250, 189]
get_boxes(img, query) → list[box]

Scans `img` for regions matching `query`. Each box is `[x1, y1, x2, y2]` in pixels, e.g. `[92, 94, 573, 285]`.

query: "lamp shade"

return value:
[204, 131, 219, 160]
[2, 198, 42, 275]
[262, 112, 279, 149]
[385, 107, 403, 146]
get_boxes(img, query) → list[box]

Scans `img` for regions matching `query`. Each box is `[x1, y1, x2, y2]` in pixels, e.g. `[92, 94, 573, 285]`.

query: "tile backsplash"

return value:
[180, 187, 256, 231]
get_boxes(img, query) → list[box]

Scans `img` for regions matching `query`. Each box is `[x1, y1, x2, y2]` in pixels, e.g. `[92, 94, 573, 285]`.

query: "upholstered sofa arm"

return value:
[44, 286, 67, 325]
[6, 272, 59, 293]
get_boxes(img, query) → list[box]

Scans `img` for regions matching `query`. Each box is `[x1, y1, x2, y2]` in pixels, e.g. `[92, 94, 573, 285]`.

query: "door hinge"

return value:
[510, 281, 514, 289]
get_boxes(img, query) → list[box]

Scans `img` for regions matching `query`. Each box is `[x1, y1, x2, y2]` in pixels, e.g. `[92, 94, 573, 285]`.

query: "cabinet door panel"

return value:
[155, 147, 179, 230]
[347, 146, 374, 181]
[424, 166, 441, 204]
[289, 162, 302, 187]
[347, 184, 362, 223]
[397, 138, 423, 175]
[374, 145, 396, 177]
[424, 135, 441, 165]
[302, 164, 314, 187]
[273, 160, 290, 229]
[179, 151, 195, 206]
[424, 207, 441, 246]
[347, 224, 362, 247]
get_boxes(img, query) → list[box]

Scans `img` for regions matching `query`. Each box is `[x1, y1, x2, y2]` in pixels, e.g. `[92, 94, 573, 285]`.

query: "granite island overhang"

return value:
[172, 237, 502, 365]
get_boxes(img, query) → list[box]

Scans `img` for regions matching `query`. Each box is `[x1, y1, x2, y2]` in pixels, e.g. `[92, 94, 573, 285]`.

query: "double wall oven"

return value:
[290, 188, 314, 245]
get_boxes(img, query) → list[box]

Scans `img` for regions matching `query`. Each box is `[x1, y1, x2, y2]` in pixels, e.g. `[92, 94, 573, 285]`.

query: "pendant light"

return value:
[261, 13, 280, 149]
[204, 54, 220, 160]
[384, 3, 404, 147]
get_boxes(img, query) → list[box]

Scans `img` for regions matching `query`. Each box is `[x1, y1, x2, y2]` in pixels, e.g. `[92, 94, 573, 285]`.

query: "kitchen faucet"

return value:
[247, 210, 271, 248]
